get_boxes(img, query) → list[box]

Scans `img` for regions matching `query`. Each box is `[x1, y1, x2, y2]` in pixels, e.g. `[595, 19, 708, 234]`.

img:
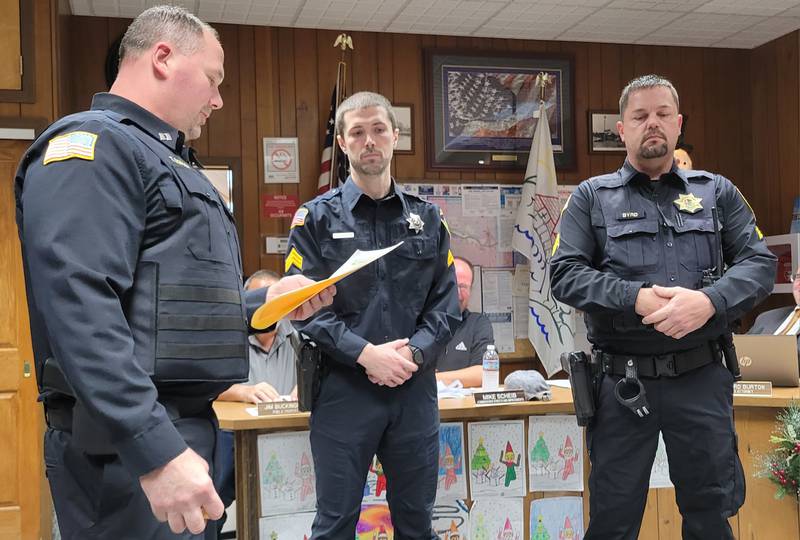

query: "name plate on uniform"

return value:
[257, 400, 300, 415]
[473, 390, 526, 406]
[733, 381, 773, 397]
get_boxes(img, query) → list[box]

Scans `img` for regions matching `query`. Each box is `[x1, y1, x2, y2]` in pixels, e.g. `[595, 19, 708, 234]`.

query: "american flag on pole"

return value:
[317, 88, 349, 193]
[511, 98, 575, 376]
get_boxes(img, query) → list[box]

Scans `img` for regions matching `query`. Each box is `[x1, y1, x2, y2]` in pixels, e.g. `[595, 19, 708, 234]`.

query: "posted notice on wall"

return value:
[263, 137, 299, 183]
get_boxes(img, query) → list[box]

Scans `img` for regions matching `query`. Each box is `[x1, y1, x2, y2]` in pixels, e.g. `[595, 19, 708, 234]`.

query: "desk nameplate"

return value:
[733, 381, 773, 397]
[473, 390, 526, 406]
[257, 401, 300, 415]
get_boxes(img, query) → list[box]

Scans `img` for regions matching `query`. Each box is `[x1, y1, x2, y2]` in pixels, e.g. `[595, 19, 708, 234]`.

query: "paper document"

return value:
[251, 242, 403, 329]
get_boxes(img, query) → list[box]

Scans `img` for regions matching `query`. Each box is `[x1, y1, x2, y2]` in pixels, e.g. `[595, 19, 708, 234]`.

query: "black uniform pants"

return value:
[309, 366, 439, 540]
[585, 361, 745, 540]
[45, 411, 221, 540]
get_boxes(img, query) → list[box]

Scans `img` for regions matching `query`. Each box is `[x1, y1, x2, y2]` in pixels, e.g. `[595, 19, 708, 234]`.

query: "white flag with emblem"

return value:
[512, 101, 575, 376]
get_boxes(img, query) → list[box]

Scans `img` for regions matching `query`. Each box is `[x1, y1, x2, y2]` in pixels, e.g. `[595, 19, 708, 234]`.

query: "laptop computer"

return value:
[732, 334, 800, 387]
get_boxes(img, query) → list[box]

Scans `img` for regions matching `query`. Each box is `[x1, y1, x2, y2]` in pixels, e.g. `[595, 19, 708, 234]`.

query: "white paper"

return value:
[649, 432, 673, 488]
[263, 137, 299, 183]
[547, 379, 571, 389]
[468, 265, 483, 313]
[528, 415, 584, 492]
[482, 270, 513, 312]
[265, 236, 288, 254]
[497, 215, 516, 252]
[499, 186, 522, 216]
[462, 185, 501, 217]
[331, 242, 403, 278]
[488, 312, 515, 353]
[512, 265, 530, 297]
[513, 295, 529, 339]
[467, 420, 527, 497]
[257, 431, 316, 516]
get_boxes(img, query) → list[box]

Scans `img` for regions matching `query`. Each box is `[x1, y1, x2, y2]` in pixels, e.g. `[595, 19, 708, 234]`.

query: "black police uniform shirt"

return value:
[285, 178, 460, 368]
[550, 160, 776, 356]
[436, 310, 494, 372]
[14, 93, 262, 477]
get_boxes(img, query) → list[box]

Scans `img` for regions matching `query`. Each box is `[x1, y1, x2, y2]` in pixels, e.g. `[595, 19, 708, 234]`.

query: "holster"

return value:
[560, 351, 598, 426]
[291, 332, 325, 413]
[718, 333, 741, 381]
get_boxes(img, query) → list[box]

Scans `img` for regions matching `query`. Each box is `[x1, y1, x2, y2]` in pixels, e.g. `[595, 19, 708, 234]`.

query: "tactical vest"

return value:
[39, 110, 249, 390]
[585, 173, 722, 344]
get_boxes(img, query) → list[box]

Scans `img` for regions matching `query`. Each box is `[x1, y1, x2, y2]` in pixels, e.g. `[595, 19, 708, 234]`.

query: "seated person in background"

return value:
[215, 270, 300, 528]
[435, 256, 494, 387]
[217, 269, 298, 402]
[750, 266, 800, 335]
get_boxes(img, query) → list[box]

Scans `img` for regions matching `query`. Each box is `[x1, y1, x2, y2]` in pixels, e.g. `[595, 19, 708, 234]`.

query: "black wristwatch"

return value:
[408, 345, 424, 366]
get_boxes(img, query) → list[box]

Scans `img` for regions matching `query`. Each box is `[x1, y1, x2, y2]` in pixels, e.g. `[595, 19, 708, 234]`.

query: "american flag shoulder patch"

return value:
[291, 208, 309, 228]
[43, 131, 98, 165]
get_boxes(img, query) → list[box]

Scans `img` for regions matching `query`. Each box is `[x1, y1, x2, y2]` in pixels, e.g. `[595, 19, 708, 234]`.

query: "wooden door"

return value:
[0, 140, 43, 540]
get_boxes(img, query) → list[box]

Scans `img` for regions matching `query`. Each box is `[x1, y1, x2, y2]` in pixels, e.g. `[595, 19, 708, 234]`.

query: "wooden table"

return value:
[214, 386, 800, 539]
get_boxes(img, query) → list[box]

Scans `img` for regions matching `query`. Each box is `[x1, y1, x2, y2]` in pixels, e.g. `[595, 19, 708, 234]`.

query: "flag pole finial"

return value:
[333, 33, 354, 51]
[534, 72, 553, 102]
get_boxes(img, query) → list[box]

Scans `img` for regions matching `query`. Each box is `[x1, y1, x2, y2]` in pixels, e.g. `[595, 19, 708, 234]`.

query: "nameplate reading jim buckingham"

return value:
[257, 401, 300, 415]
[473, 390, 526, 406]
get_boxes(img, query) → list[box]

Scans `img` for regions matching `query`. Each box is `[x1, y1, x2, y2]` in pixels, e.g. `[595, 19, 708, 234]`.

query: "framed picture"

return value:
[588, 110, 625, 153]
[393, 103, 414, 154]
[423, 49, 575, 171]
[201, 156, 243, 242]
[765, 233, 800, 293]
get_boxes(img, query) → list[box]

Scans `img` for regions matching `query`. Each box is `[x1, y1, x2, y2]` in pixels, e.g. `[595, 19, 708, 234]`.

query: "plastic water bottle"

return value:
[482, 344, 500, 390]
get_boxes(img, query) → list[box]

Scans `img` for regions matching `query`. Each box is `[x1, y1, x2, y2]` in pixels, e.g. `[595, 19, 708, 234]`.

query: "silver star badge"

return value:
[406, 212, 424, 234]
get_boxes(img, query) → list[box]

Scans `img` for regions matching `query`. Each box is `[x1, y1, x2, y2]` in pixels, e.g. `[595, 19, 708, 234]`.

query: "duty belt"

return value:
[595, 342, 719, 378]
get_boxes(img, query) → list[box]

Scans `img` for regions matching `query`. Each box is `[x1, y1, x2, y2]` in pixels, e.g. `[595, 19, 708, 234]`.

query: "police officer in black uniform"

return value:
[14, 6, 333, 539]
[551, 75, 776, 539]
[286, 91, 460, 539]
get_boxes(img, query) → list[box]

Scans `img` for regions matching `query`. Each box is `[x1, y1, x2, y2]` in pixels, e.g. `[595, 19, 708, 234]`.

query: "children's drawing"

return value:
[257, 431, 316, 517]
[468, 420, 526, 497]
[259, 511, 314, 540]
[357, 503, 393, 540]
[363, 455, 388, 503]
[432, 500, 469, 539]
[530, 496, 583, 540]
[649, 432, 673, 488]
[470, 497, 523, 540]
[437, 423, 468, 501]
[528, 415, 584, 492]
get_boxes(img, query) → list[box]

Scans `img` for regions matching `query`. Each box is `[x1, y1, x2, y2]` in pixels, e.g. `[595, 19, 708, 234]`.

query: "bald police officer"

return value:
[15, 6, 332, 539]
[551, 75, 776, 539]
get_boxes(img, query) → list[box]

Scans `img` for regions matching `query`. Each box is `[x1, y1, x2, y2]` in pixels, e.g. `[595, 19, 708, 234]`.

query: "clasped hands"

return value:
[635, 284, 715, 340]
[357, 338, 418, 387]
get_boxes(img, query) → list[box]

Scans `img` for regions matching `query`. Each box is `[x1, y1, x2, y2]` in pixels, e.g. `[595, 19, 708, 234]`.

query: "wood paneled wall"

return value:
[64, 17, 770, 277]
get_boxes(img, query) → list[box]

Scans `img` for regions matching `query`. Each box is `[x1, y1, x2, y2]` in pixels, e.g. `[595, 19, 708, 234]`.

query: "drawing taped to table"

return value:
[470, 497, 523, 540]
[530, 496, 584, 540]
[257, 431, 316, 517]
[528, 415, 584, 492]
[432, 500, 469, 539]
[259, 511, 314, 540]
[362, 455, 388, 503]
[468, 420, 526, 497]
[437, 423, 468, 501]
[357, 503, 393, 539]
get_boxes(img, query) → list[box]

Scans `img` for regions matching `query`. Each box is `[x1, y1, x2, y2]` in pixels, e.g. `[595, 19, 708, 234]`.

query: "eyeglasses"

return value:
[457, 283, 471, 291]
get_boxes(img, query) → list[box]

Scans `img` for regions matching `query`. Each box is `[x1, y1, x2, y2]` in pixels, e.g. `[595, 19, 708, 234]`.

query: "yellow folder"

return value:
[251, 242, 403, 330]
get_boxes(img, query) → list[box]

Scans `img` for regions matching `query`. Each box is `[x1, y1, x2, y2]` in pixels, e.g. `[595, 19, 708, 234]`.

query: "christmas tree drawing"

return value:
[263, 451, 286, 497]
[531, 432, 550, 465]
[471, 436, 492, 483]
[473, 513, 489, 540]
[531, 513, 551, 540]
